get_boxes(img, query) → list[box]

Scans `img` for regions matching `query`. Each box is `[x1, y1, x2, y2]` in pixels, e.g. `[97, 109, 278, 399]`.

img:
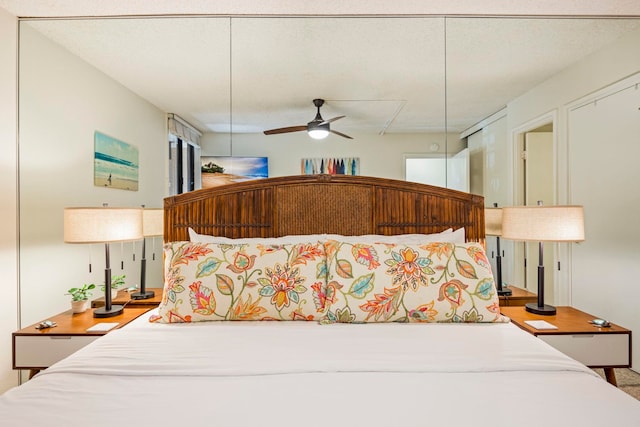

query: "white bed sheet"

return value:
[1, 310, 639, 427]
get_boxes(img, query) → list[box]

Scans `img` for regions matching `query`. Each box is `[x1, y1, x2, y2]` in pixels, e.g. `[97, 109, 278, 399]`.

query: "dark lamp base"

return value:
[525, 302, 556, 316]
[93, 304, 124, 318]
[497, 288, 512, 296]
[130, 290, 155, 300]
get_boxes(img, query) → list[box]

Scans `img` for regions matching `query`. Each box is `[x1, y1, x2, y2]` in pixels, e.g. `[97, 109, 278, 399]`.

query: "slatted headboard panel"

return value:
[164, 174, 485, 243]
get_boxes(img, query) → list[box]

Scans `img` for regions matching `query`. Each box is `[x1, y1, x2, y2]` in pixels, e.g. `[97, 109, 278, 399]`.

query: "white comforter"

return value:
[1, 311, 639, 427]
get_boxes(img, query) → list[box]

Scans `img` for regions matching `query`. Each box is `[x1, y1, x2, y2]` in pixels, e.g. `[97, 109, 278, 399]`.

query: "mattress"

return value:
[1, 310, 638, 427]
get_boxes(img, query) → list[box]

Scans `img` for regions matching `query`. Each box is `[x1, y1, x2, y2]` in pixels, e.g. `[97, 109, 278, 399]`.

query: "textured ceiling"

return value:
[4, 1, 640, 135]
[2, 0, 640, 18]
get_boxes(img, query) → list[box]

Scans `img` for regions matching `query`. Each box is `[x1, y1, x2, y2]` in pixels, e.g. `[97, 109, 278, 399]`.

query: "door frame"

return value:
[511, 111, 558, 298]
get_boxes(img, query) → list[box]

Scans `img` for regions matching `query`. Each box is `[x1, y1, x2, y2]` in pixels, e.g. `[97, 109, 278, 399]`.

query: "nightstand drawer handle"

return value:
[49, 336, 72, 340]
[571, 335, 594, 338]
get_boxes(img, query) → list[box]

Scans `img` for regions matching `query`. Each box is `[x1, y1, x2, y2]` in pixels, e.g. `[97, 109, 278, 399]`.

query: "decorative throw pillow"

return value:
[322, 240, 507, 323]
[151, 241, 328, 323]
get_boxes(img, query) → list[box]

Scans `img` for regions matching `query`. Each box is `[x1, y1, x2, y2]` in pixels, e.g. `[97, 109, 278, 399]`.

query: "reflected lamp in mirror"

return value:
[64, 207, 143, 318]
[484, 204, 511, 297]
[131, 208, 163, 300]
[501, 203, 585, 315]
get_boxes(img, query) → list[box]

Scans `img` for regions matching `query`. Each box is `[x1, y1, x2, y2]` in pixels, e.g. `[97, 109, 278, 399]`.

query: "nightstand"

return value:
[498, 285, 537, 307]
[12, 306, 152, 379]
[91, 288, 164, 308]
[501, 306, 631, 386]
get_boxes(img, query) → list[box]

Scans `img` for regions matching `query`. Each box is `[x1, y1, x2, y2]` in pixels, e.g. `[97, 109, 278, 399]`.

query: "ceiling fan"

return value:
[263, 99, 353, 140]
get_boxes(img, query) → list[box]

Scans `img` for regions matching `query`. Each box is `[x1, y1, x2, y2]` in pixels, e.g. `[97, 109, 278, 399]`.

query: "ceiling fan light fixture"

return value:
[308, 128, 330, 139]
[264, 99, 352, 140]
[307, 121, 330, 140]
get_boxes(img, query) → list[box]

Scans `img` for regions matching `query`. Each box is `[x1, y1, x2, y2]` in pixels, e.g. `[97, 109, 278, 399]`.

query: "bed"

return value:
[1, 174, 638, 426]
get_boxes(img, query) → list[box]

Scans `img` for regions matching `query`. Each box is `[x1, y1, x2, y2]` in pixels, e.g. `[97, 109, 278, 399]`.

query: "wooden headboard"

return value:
[164, 174, 485, 243]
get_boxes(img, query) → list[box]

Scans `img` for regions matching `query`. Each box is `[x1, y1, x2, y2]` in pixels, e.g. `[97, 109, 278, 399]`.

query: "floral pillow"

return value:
[151, 241, 329, 323]
[322, 240, 507, 323]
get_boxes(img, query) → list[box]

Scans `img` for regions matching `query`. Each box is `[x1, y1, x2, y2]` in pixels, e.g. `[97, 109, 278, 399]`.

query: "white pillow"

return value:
[325, 227, 465, 244]
[188, 227, 465, 245]
[188, 228, 326, 245]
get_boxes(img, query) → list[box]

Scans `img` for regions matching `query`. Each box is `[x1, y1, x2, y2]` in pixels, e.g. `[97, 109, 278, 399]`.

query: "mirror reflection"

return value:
[446, 17, 640, 299]
[222, 17, 447, 180]
[17, 16, 640, 326]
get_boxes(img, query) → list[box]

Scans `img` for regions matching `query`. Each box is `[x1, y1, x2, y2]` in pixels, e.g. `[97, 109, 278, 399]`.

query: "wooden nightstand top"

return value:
[498, 285, 537, 307]
[13, 306, 154, 374]
[14, 306, 152, 337]
[501, 306, 630, 336]
[501, 306, 631, 385]
[91, 288, 164, 308]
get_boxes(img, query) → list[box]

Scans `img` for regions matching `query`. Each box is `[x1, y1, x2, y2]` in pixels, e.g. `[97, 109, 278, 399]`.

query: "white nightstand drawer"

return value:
[540, 334, 630, 367]
[14, 335, 99, 369]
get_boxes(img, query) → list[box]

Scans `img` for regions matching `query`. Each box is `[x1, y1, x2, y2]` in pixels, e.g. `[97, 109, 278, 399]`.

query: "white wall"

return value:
[476, 28, 640, 371]
[18, 25, 167, 333]
[200, 131, 465, 182]
[0, 7, 19, 393]
[568, 75, 640, 365]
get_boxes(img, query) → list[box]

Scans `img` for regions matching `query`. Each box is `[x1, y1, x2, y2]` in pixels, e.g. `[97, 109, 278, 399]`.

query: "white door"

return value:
[447, 148, 469, 192]
[405, 156, 446, 187]
[523, 132, 554, 300]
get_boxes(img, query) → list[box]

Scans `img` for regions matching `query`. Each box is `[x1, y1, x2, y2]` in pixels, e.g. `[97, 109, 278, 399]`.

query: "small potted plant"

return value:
[101, 274, 126, 299]
[66, 284, 96, 313]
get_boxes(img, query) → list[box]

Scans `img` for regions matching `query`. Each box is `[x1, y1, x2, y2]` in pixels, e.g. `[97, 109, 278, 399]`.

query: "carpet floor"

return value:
[593, 368, 640, 400]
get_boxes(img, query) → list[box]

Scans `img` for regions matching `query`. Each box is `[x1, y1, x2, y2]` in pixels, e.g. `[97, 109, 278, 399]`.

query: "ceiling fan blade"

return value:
[330, 129, 353, 140]
[263, 125, 307, 135]
[320, 115, 345, 125]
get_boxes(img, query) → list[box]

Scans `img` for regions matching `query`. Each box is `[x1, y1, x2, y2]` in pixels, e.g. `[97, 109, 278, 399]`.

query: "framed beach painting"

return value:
[94, 131, 139, 191]
[201, 156, 268, 188]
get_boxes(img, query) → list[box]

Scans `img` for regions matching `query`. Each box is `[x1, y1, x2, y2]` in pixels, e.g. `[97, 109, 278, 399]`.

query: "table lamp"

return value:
[501, 202, 584, 315]
[131, 207, 163, 300]
[485, 204, 511, 296]
[64, 207, 143, 318]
